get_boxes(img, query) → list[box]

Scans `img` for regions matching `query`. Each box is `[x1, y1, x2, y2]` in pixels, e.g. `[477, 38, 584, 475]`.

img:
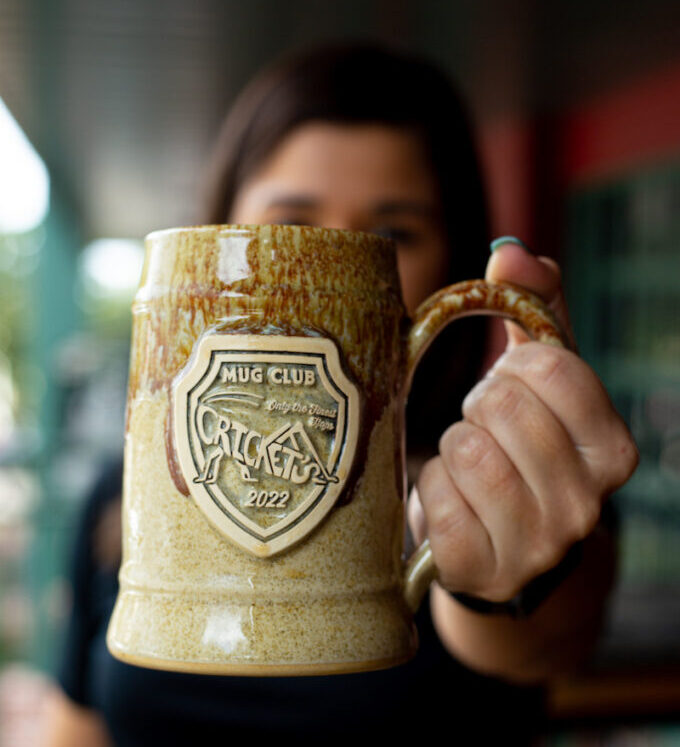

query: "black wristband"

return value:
[450, 541, 584, 619]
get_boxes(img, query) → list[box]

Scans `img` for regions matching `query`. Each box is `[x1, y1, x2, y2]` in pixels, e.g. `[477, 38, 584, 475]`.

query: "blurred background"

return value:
[0, 0, 679, 744]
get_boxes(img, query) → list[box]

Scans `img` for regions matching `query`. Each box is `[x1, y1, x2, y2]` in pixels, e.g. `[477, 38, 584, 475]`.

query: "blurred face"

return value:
[229, 122, 449, 315]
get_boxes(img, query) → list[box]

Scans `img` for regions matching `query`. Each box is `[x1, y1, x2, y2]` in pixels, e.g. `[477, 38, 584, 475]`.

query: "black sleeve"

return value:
[56, 457, 123, 707]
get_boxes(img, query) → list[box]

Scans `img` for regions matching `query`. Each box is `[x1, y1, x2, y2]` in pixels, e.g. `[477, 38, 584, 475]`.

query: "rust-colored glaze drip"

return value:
[164, 407, 189, 496]
[129, 225, 403, 403]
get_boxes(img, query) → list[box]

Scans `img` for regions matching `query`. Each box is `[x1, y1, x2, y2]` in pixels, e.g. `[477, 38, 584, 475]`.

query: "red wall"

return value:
[560, 59, 680, 186]
[478, 59, 680, 252]
[478, 118, 536, 247]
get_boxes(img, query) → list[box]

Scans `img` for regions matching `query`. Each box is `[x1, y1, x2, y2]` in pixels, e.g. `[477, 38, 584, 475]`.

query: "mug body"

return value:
[106, 224, 418, 675]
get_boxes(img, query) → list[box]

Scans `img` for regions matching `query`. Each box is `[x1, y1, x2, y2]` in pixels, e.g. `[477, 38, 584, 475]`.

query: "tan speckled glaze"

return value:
[106, 225, 564, 676]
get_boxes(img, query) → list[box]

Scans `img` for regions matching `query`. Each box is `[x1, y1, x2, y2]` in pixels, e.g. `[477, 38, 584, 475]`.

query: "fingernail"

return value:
[490, 236, 530, 253]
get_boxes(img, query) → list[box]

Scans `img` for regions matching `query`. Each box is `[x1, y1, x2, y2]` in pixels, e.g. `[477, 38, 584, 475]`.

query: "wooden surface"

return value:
[547, 666, 680, 721]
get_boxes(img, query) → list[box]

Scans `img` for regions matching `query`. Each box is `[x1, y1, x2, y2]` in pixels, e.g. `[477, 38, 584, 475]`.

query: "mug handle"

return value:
[402, 279, 569, 611]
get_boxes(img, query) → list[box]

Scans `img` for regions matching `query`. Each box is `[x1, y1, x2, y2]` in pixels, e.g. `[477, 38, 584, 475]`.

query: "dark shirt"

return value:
[57, 458, 545, 745]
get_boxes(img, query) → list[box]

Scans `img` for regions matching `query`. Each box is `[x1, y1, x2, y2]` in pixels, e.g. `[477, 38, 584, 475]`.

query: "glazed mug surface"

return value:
[106, 224, 565, 676]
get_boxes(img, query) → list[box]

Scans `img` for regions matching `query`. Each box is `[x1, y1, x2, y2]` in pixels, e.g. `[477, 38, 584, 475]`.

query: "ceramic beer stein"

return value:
[106, 224, 565, 675]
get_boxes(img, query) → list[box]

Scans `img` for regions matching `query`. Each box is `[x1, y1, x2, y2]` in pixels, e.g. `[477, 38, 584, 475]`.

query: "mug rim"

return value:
[145, 223, 396, 250]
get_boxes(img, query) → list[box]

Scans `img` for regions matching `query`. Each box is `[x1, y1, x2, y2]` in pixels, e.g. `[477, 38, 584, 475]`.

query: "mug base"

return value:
[106, 646, 415, 677]
[106, 587, 419, 677]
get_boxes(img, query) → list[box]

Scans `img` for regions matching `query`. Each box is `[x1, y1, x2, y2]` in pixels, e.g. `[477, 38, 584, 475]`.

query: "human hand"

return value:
[409, 239, 638, 602]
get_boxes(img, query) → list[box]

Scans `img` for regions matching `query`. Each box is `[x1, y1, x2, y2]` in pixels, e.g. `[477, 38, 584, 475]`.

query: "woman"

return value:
[44, 43, 637, 745]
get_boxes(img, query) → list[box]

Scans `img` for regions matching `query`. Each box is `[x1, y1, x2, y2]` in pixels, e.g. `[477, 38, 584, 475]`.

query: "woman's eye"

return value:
[372, 226, 419, 246]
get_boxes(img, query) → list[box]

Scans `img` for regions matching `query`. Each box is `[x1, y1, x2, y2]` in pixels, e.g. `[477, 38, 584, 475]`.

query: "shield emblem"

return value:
[173, 335, 360, 557]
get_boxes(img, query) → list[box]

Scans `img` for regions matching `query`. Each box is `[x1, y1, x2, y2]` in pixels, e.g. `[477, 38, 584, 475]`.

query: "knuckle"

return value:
[441, 424, 519, 498]
[486, 378, 524, 421]
[429, 506, 468, 546]
[464, 376, 524, 424]
[524, 344, 570, 387]
[417, 459, 459, 533]
[482, 452, 519, 496]
[440, 423, 492, 472]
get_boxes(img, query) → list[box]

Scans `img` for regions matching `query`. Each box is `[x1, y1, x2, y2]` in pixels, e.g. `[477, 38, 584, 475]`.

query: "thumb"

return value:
[485, 237, 576, 350]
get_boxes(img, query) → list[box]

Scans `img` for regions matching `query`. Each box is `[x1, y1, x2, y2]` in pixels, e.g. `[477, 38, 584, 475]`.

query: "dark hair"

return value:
[201, 42, 490, 461]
